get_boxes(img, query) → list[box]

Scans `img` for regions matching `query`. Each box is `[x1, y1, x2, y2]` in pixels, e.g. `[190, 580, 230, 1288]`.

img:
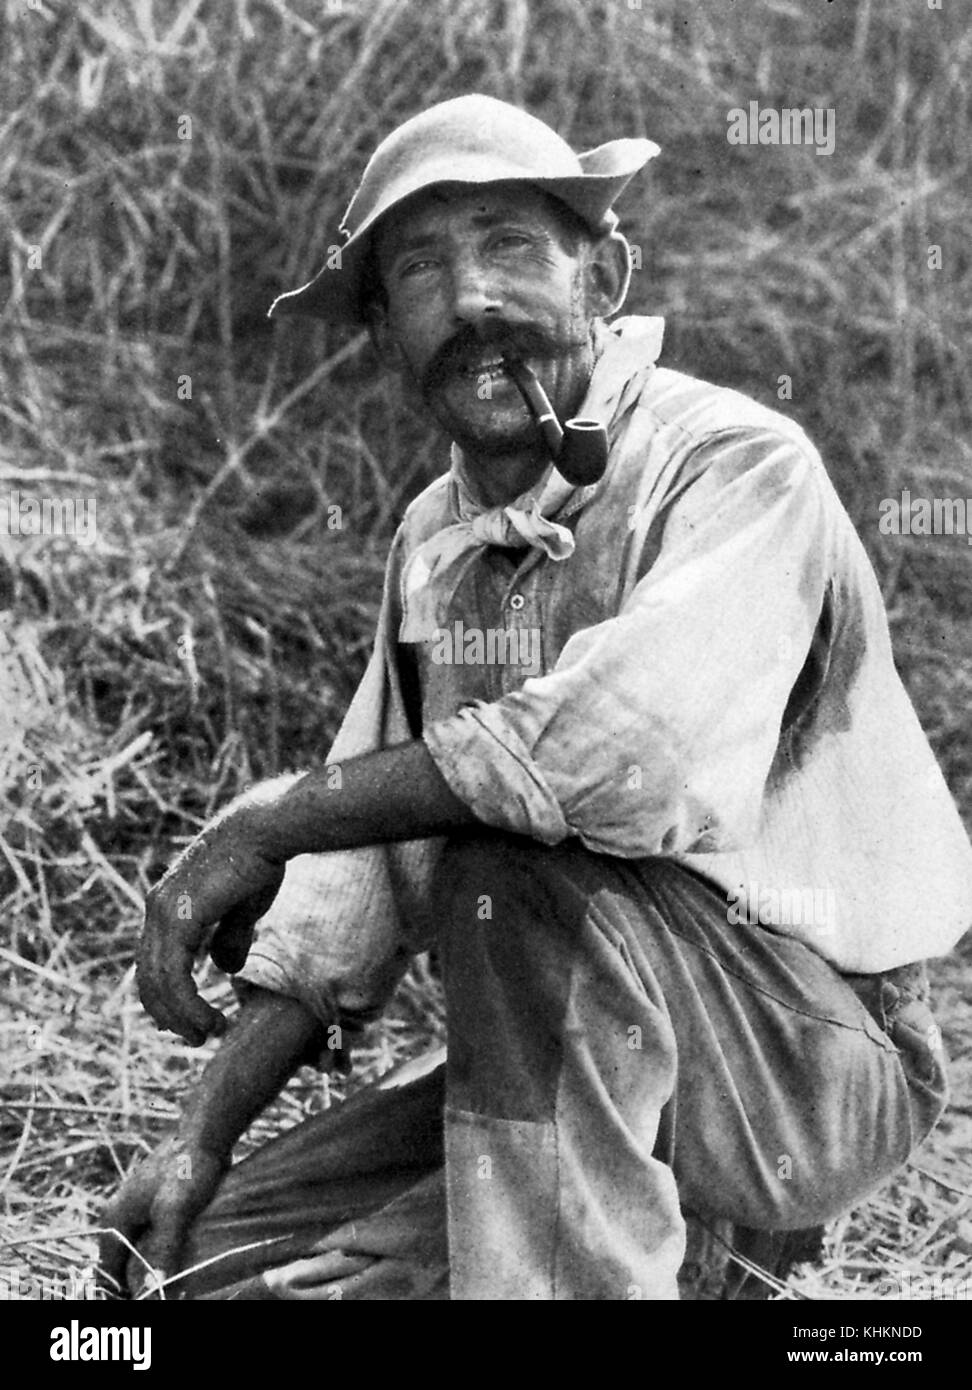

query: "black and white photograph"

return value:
[1, 0, 969, 1354]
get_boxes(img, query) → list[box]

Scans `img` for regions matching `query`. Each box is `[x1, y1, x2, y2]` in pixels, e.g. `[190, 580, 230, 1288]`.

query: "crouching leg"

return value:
[435, 834, 948, 1300]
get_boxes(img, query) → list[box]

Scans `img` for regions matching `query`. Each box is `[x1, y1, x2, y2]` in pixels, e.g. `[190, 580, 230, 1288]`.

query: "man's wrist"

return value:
[173, 1098, 240, 1166]
[221, 773, 306, 863]
[170, 1130, 233, 1172]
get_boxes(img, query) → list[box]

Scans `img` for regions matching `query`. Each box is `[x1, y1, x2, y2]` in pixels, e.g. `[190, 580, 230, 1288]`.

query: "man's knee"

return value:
[434, 834, 619, 1007]
[436, 835, 676, 1124]
[436, 833, 563, 915]
[434, 833, 644, 943]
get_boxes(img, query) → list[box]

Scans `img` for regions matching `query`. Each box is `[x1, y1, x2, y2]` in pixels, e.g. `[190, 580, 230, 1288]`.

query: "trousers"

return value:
[171, 836, 948, 1300]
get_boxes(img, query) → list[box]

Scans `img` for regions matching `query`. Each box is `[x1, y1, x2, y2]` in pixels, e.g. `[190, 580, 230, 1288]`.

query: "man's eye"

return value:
[400, 258, 438, 278]
[492, 233, 530, 250]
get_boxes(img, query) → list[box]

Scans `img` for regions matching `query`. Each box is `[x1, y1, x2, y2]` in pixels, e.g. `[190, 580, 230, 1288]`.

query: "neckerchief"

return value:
[399, 315, 665, 642]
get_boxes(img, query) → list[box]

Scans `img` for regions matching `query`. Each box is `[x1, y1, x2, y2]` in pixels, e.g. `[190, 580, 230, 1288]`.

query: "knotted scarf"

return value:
[399, 315, 665, 642]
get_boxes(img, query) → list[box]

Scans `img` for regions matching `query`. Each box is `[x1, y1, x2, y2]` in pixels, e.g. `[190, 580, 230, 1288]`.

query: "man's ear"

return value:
[365, 299, 405, 370]
[584, 231, 634, 319]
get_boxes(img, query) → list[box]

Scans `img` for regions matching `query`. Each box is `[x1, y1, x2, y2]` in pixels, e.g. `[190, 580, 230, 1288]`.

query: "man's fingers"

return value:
[136, 946, 226, 1044]
[136, 1152, 228, 1294]
[98, 1142, 228, 1301]
[131, 1264, 169, 1301]
[136, 838, 284, 1040]
[136, 923, 226, 1044]
[98, 1224, 137, 1298]
[136, 971, 224, 1045]
[210, 870, 284, 973]
[103, 1200, 187, 1301]
[137, 861, 228, 1043]
[98, 1189, 150, 1298]
[210, 902, 257, 974]
[138, 1206, 188, 1287]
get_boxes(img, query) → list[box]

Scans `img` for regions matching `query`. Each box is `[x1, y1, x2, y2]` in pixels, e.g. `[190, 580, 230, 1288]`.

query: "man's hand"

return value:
[98, 989, 327, 1299]
[98, 1136, 228, 1299]
[137, 744, 475, 1045]
[138, 806, 287, 1045]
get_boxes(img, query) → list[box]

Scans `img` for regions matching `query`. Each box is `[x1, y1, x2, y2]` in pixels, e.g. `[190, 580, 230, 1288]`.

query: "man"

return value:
[100, 95, 971, 1301]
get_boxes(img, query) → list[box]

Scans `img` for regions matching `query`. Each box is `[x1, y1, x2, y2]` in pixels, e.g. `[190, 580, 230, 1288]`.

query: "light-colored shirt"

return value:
[238, 316, 972, 1025]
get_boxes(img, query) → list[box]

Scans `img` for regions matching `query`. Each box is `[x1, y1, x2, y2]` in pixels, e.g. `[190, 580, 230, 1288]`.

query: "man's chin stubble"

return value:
[415, 380, 545, 459]
[449, 419, 545, 460]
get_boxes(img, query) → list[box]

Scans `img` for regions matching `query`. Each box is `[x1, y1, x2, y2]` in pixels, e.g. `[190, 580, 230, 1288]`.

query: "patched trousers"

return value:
[171, 836, 948, 1300]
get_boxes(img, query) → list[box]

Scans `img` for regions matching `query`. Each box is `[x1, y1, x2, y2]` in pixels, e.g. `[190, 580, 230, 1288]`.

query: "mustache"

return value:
[420, 321, 585, 395]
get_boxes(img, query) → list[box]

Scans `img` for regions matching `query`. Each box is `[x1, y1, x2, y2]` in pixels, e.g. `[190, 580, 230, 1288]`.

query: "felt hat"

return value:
[268, 94, 659, 325]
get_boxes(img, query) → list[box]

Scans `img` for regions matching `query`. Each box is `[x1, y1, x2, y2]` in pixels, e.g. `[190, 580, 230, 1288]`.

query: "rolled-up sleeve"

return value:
[423, 429, 831, 858]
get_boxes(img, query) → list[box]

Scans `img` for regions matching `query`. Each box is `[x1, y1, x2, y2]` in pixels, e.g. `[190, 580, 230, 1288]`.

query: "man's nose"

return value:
[450, 253, 503, 323]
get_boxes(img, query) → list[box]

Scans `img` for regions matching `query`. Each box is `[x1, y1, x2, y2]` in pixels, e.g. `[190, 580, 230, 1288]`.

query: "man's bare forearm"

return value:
[246, 739, 478, 863]
[139, 740, 480, 1045]
[176, 987, 325, 1159]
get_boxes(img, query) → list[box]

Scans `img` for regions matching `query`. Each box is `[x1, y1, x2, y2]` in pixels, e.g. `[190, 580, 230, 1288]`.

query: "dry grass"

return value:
[1, 0, 970, 1300]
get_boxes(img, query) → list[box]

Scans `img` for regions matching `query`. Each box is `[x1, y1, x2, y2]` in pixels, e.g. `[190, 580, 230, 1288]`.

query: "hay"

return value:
[1, 0, 970, 1301]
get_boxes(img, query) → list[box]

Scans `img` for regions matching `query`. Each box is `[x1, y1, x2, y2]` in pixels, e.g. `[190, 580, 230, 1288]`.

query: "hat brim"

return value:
[268, 137, 659, 326]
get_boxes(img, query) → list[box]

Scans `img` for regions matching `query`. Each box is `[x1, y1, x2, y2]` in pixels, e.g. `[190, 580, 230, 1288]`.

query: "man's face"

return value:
[371, 183, 599, 461]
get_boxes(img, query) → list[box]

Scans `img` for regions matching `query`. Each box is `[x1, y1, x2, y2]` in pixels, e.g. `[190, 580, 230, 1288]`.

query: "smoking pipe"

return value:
[502, 356, 609, 487]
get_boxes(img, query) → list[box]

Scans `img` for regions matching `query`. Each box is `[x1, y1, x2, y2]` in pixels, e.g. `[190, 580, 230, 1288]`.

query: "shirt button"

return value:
[509, 593, 525, 611]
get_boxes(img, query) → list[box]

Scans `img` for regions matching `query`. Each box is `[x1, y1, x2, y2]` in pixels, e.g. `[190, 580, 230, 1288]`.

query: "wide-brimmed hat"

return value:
[268, 94, 659, 325]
